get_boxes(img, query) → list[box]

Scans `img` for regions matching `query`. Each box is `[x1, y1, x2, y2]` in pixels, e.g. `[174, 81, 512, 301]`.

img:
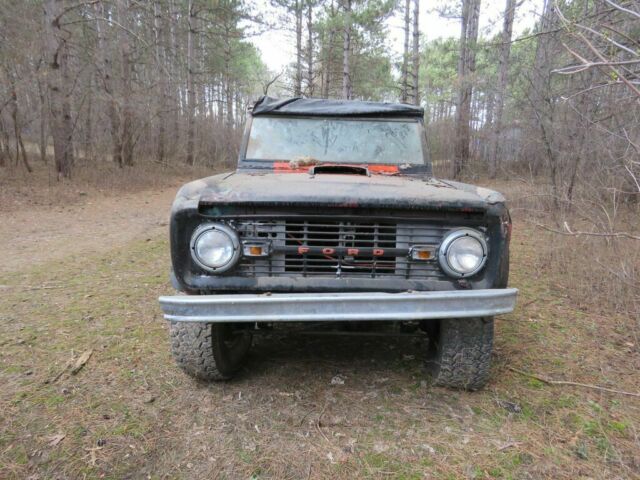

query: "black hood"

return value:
[172, 171, 506, 213]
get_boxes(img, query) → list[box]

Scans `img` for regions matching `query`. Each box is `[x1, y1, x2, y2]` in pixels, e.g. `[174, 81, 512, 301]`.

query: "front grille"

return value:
[234, 218, 452, 280]
[284, 221, 398, 276]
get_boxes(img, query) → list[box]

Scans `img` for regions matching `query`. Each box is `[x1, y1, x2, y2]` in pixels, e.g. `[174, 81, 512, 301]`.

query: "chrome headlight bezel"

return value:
[190, 223, 241, 273]
[438, 228, 488, 278]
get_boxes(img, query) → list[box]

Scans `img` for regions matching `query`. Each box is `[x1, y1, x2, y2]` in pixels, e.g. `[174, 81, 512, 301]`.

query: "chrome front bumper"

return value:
[159, 288, 518, 323]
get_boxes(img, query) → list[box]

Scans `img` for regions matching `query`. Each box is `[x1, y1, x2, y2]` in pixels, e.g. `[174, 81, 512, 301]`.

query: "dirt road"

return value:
[0, 188, 176, 275]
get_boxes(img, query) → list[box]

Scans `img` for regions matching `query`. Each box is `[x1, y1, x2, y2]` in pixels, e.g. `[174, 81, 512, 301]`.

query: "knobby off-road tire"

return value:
[169, 322, 252, 381]
[426, 317, 494, 391]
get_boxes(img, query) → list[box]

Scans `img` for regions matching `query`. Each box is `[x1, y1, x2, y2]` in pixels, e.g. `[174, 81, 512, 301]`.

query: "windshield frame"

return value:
[238, 114, 432, 175]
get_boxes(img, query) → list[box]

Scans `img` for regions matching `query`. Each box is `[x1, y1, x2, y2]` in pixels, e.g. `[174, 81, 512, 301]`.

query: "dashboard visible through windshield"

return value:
[245, 116, 425, 165]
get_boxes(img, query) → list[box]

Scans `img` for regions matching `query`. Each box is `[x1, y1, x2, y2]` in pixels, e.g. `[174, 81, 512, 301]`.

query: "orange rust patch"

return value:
[273, 161, 309, 173]
[368, 165, 399, 174]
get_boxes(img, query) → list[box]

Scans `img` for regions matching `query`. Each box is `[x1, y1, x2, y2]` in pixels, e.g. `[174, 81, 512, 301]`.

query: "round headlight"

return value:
[190, 223, 240, 273]
[438, 229, 487, 277]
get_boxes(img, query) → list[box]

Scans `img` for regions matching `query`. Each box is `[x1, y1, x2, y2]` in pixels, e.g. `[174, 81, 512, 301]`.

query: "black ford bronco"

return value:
[159, 96, 517, 390]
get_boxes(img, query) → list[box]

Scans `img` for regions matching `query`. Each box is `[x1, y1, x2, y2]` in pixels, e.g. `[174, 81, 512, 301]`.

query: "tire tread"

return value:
[427, 317, 493, 390]
[169, 322, 229, 381]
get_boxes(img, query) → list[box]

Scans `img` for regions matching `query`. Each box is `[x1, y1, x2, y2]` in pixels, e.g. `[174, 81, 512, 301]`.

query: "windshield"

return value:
[245, 116, 425, 165]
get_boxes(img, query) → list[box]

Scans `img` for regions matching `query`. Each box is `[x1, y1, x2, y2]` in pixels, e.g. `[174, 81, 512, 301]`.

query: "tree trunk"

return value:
[401, 0, 410, 103]
[306, 0, 314, 96]
[342, 0, 352, 100]
[235, 88, 242, 125]
[118, 0, 134, 166]
[154, 0, 167, 165]
[488, 0, 516, 178]
[0, 118, 11, 166]
[168, 0, 180, 160]
[294, 0, 303, 96]
[530, 0, 559, 209]
[5, 68, 32, 173]
[0, 128, 5, 167]
[322, 2, 336, 99]
[85, 74, 93, 162]
[226, 78, 234, 128]
[484, 90, 494, 163]
[186, 0, 196, 165]
[411, 0, 420, 106]
[44, 0, 74, 179]
[96, 1, 122, 166]
[223, 22, 234, 129]
[198, 18, 208, 162]
[217, 78, 224, 122]
[36, 72, 48, 164]
[453, 0, 480, 178]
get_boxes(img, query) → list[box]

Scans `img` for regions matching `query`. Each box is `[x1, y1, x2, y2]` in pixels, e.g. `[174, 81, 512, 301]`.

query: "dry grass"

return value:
[1, 186, 639, 478]
[434, 161, 639, 334]
[486, 179, 640, 337]
[0, 155, 212, 212]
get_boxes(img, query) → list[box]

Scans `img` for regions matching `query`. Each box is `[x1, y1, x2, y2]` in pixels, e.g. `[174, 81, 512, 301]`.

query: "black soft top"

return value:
[251, 96, 424, 118]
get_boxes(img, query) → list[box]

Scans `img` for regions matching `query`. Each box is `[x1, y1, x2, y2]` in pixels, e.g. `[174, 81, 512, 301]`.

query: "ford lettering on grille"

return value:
[233, 218, 453, 279]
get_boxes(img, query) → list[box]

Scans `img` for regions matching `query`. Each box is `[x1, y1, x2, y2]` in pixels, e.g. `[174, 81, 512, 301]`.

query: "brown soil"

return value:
[0, 187, 177, 275]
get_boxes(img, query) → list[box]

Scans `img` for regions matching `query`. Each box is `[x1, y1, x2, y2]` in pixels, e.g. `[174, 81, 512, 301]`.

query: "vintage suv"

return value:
[159, 96, 517, 390]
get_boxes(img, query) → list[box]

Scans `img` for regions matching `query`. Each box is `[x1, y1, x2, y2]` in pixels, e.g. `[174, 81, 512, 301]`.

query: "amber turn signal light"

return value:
[410, 245, 435, 261]
[242, 241, 271, 257]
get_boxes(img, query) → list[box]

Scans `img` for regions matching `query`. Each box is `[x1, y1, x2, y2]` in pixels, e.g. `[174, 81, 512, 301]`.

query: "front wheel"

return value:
[425, 317, 494, 390]
[169, 322, 252, 381]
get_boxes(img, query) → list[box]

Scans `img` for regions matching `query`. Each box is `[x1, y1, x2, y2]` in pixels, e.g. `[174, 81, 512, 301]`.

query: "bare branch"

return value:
[553, 59, 640, 75]
[604, 0, 640, 20]
[508, 367, 640, 398]
[535, 223, 640, 241]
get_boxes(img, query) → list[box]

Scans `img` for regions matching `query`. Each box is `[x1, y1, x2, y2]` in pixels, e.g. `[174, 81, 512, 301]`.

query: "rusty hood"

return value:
[184, 171, 505, 213]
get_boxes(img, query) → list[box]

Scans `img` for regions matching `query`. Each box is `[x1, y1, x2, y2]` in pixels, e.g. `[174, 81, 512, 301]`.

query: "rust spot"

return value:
[368, 165, 399, 174]
[274, 161, 310, 173]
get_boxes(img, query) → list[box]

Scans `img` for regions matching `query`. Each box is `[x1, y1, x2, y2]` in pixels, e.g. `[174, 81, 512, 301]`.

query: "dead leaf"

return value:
[70, 350, 93, 375]
[48, 434, 66, 447]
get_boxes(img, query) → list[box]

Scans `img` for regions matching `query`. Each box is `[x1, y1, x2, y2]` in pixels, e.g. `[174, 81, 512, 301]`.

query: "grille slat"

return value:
[234, 218, 451, 280]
